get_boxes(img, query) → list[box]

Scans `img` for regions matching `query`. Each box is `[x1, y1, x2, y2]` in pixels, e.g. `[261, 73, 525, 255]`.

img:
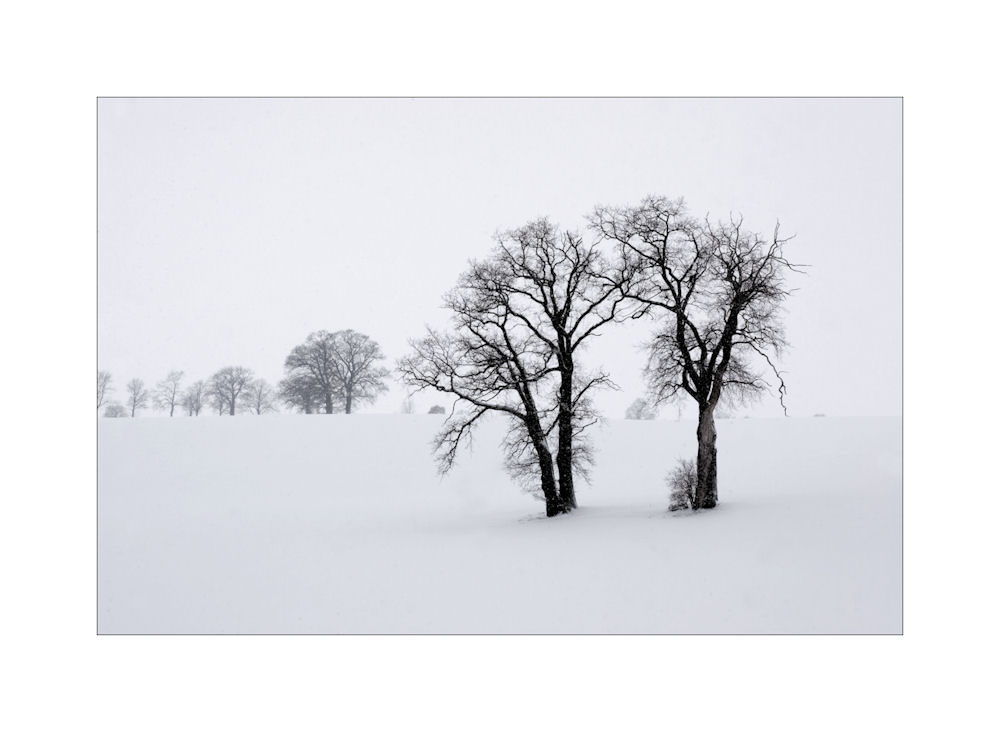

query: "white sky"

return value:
[97, 98, 901, 417]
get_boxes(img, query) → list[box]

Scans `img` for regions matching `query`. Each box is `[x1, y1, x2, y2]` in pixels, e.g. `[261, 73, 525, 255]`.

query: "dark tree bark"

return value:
[695, 404, 718, 509]
[555, 357, 576, 510]
[532, 432, 562, 517]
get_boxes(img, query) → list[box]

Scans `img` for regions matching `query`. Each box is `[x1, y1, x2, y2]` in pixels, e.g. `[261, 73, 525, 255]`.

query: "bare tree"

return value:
[283, 332, 345, 414]
[154, 370, 185, 417]
[209, 366, 254, 416]
[489, 219, 636, 510]
[284, 330, 389, 414]
[241, 378, 277, 415]
[592, 196, 801, 509]
[125, 378, 149, 417]
[278, 372, 322, 414]
[97, 370, 112, 410]
[328, 329, 390, 414]
[182, 380, 207, 416]
[398, 259, 567, 517]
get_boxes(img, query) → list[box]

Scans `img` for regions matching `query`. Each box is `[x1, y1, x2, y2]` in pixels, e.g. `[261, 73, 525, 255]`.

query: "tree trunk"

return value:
[694, 404, 718, 509]
[555, 369, 576, 510]
[324, 393, 333, 414]
[534, 439, 564, 517]
[229, 400, 236, 416]
[169, 403, 175, 417]
[345, 392, 353, 414]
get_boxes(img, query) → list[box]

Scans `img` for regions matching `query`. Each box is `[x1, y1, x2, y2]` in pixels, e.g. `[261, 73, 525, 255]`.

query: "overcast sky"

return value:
[97, 98, 901, 418]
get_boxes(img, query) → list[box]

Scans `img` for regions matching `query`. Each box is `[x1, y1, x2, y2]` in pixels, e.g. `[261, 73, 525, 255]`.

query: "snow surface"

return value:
[98, 415, 902, 633]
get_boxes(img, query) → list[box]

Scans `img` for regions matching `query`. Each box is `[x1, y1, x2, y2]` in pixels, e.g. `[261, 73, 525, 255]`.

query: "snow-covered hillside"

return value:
[97, 414, 902, 633]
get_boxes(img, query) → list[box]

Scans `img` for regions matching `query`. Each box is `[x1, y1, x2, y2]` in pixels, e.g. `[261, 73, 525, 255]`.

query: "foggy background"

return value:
[97, 98, 901, 418]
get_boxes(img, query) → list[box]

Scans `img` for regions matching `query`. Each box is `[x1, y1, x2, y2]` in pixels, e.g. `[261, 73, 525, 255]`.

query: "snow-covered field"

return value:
[97, 414, 901, 633]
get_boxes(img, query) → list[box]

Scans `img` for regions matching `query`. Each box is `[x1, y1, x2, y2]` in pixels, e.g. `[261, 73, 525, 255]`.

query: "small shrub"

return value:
[428, 405, 446, 415]
[667, 458, 696, 512]
[103, 402, 128, 418]
[625, 397, 656, 420]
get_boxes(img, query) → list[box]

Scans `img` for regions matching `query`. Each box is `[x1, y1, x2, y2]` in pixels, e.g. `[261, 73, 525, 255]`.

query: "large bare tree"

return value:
[490, 219, 635, 510]
[154, 370, 185, 416]
[125, 378, 149, 417]
[592, 196, 800, 509]
[97, 370, 112, 409]
[209, 366, 254, 416]
[398, 259, 566, 516]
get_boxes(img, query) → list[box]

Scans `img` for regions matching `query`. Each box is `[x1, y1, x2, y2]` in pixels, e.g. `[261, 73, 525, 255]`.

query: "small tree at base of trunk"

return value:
[667, 458, 696, 512]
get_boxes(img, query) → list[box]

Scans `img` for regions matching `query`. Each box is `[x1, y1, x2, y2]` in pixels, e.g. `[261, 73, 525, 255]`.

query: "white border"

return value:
[5, 1, 997, 729]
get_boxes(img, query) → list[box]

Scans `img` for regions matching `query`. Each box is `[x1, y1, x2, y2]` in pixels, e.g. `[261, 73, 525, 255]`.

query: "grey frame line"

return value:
[95, 96, 903, 636]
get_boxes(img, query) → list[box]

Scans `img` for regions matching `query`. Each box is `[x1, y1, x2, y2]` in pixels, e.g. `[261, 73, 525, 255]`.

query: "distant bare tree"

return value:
[182, 380, 207, 416]
[103, 402, 128, 418]
[428, 405, 446, 415]
[241, 379, 277, 415]
[154, 370, 185, 416]
[625, 397, 656, 420]
[401, 397, 414, 414]
[328, 329, 390, 414]
[592, 196, 801, 509]
[283, 332, 345, 414]
[97, 370, 112, 410]
[399, 260, 565, 516]
[284, 330, 389, 414]
[125, 378, 149, 417]
[278, 372, 322, 414]
[209, 366, 254, 416]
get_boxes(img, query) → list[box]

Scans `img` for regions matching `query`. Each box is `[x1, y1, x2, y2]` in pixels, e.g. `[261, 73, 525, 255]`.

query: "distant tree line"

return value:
[97, 329, 390, 419]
